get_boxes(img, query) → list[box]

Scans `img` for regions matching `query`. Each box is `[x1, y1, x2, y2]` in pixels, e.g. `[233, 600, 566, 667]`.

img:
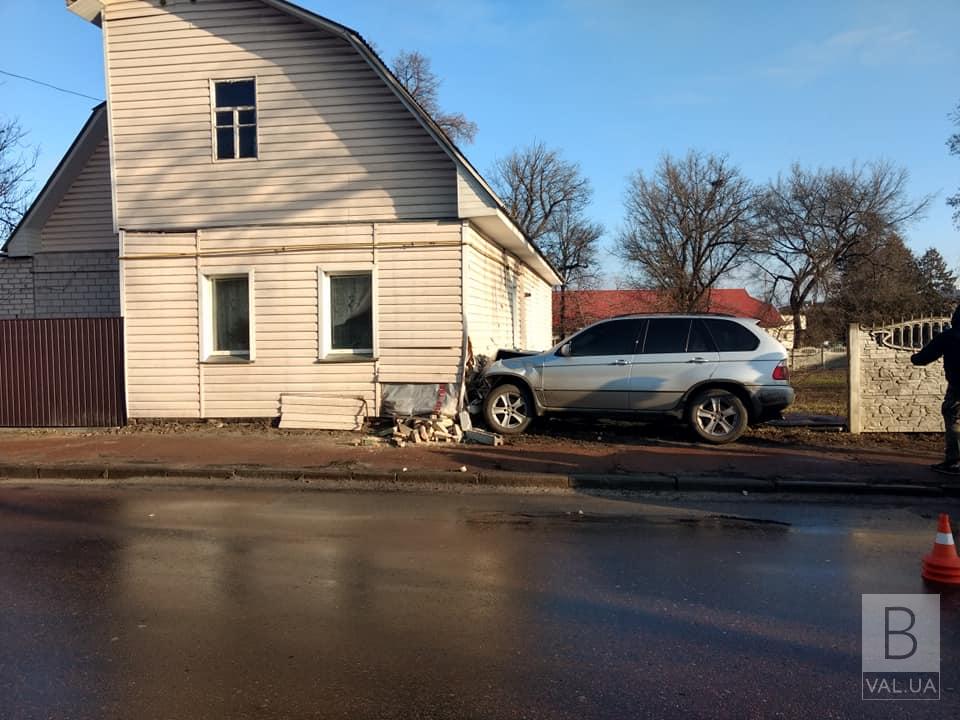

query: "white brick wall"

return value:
[0, 251, 119, 319]
[0, 257, 36, 318]
[34, 251, 120, 318]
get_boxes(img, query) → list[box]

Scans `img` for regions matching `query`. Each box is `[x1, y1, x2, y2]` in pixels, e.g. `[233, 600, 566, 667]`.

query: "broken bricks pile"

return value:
[387, 414, 503, 447]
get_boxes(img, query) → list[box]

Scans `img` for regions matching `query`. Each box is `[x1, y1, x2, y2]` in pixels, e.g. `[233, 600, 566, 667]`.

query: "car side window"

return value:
[642, 318, 692, 354]
[567, 319, 646, 357]
[704, 319, 760, 351]
[687, 319, 717, 353]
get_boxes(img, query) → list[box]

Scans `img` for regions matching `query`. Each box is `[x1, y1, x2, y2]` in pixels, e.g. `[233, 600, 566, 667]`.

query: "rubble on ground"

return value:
[382, 412, 502, 447]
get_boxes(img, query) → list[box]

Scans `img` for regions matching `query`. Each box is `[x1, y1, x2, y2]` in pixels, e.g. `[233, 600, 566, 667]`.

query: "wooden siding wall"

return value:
[122, 222, 462, 419]
[40, 138, 118, 253]
[463, 226, 554, 358]
[520, 263, 554, 350]
[103, 0, 457, 230]
[374, 223, 463, 384]
[463, 226, 520, 358]
[457, 167, 498, 218]
[123, 232, 201, 418]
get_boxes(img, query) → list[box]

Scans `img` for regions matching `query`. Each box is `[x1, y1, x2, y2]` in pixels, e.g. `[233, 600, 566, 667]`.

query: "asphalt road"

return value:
[1, 485, 959, 720]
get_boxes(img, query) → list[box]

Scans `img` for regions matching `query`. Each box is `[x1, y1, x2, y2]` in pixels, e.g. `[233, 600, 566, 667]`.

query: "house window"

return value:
[319, 268, 375, 359]
[213, 79, 257, 160]
[202, 271, 255, 361]
[212, 276, 250, 353]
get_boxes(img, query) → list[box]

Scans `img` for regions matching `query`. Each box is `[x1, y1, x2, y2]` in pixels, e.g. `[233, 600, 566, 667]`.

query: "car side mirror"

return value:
[557, 343, 572, 357]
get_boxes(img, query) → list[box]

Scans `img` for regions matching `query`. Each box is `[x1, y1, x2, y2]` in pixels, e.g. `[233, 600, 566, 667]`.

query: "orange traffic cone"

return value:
[922, 514, 960, 585]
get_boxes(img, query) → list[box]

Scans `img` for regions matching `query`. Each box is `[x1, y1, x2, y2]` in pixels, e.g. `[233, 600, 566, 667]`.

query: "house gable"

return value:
[100, 0, 459, 229]
[67, 0, 560, 285]
[4, 104, 114, 257]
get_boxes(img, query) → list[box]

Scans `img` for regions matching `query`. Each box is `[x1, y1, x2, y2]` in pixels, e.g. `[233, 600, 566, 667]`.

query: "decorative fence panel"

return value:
[848, 318, 951, 434]
[0, 318, 126, 427]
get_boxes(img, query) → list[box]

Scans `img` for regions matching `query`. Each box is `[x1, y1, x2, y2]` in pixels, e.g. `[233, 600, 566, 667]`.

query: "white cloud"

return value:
[763, 25, 936, 83]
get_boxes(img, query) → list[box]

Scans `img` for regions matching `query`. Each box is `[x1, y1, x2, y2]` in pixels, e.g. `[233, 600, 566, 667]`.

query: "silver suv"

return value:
[482, 314, 794, 444]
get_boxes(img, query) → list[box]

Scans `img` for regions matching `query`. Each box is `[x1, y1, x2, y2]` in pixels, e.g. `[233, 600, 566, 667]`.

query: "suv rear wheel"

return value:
[483, 383, 533, 435]
[687, 388, 748, 444]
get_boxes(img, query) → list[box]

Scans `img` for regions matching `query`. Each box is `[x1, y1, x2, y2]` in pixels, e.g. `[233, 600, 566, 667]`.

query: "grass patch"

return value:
[789, 368, 847, 417]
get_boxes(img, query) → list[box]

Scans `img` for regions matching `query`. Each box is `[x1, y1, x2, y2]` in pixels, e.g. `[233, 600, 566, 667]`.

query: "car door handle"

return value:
[612, 359, 630, 366]
[687, 357, 708, 364]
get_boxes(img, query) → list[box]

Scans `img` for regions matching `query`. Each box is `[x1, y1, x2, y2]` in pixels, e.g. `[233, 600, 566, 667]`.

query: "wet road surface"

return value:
[1, 485, 958, 719]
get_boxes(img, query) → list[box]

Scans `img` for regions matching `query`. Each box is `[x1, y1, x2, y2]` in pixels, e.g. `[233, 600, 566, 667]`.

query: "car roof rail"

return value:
[606, 312, 741, 320]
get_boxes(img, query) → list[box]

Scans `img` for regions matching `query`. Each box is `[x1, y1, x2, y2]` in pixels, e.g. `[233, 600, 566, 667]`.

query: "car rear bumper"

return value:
[751, 385, 795, 421]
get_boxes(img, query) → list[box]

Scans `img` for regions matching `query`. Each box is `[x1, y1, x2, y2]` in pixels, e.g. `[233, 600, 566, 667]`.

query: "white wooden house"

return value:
[1, 0, 558, 428]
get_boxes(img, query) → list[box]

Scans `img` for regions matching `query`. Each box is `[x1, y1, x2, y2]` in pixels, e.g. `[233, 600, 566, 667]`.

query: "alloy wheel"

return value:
[492, 391, 528, 430]
[695, 396, 741, 438]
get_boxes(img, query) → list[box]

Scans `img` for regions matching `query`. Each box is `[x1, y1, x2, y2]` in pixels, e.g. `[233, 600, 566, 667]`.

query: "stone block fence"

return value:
[848, 318, 951, 433]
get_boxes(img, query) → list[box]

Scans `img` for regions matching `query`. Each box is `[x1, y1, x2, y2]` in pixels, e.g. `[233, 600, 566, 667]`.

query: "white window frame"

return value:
[210, 77, 259, 162]
[199, 268, 256, 362]
[318, 265, 377, 360]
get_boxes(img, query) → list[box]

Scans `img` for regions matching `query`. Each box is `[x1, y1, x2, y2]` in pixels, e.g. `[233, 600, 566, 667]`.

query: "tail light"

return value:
[772, 360, 789, 381]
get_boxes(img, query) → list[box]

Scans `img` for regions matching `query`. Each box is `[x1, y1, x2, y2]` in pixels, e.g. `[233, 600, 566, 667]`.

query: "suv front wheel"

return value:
[686, 388, 748, 444]
[483, 383, 534, 435]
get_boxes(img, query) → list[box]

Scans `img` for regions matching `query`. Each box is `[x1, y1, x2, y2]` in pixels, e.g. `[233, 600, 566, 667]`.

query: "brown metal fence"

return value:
[0, 318, 126, 427]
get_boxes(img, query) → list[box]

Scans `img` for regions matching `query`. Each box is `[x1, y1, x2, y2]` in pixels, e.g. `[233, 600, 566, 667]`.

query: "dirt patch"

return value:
[510, 410, 942, 459]
[745, 425, 941, 455]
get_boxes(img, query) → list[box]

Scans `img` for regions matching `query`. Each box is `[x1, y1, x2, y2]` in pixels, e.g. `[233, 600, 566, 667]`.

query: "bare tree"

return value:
[540, 208, 603, 337]
[755, 162, 929, 345]
[392, 50, 477, 144]
[491, 142, 591, 242]
[0, 117, 37, 243]
[491, 143, 602, 332]
[615, 151, 760, 312]
[949, 101, 960, 228]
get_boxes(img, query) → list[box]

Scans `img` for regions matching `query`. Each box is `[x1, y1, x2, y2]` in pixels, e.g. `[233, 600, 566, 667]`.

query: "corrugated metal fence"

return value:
[0, 318, 126, 427]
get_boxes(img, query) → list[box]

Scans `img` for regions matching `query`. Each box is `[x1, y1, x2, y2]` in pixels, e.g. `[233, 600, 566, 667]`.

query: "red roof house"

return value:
[553, 289, 784, 338]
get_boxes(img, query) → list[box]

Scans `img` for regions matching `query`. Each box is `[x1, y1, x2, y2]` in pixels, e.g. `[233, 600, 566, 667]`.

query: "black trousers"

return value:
[945, 385, 960, 463]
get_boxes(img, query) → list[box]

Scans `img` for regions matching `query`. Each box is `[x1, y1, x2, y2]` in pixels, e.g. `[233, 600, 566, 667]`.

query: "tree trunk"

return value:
[791, 301, 805, 348]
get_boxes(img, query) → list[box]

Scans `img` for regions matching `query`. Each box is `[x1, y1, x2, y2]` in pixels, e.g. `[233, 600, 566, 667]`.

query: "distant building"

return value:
[553, 289, 784, 342]
[769, 314, 806, 353]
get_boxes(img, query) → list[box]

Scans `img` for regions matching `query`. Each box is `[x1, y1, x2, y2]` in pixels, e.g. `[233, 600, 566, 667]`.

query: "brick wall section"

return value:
[0, 257, 36, 318]
[849, 324, 948, 433]
[33, 251, 120, 318]
[0, 251, 119, 319]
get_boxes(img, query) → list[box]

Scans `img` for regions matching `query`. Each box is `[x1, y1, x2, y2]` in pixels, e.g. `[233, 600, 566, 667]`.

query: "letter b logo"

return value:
[884, 607, 917, 660]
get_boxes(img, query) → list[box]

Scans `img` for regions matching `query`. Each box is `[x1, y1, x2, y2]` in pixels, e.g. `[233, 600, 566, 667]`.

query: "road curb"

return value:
[0, 462, 953, 496]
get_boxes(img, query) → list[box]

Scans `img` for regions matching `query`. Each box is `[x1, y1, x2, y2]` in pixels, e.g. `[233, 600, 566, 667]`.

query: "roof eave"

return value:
[469, 212, 562, 286]
[66, 0, 102, 24]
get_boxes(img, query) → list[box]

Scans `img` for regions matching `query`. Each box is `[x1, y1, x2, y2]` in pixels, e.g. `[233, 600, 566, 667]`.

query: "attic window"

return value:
[213, 79, 257, 160]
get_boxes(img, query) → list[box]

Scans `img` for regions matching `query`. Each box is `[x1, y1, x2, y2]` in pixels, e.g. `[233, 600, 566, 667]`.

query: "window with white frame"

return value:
[213, 79, 257, 160]
[319, 268, 374, 358]
[202, 272, 255, 360]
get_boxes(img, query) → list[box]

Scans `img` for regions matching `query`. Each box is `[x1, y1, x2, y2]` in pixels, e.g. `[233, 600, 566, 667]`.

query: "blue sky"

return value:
[1, 0, 958, 287]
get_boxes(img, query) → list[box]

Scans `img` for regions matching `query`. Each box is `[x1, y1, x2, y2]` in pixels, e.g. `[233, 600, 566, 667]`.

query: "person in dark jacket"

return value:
[911, 302, 960, 475]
